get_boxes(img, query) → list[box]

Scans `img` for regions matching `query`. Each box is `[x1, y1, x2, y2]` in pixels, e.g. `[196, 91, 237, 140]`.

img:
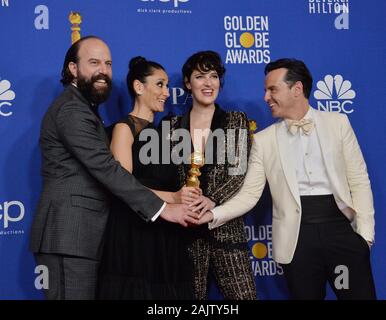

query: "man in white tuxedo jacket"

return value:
[198, 58, 376, 299]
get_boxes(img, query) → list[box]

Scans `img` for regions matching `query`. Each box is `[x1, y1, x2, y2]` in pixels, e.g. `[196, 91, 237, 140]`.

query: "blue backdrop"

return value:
[1, 0, 385, 300]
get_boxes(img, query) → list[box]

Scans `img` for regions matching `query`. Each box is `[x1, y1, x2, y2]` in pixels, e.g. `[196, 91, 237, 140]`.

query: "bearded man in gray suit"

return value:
[30, 36, 198, 300]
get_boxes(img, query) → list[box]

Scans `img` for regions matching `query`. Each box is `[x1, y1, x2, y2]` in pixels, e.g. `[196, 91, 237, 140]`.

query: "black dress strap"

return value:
[116, 115, 150, 138]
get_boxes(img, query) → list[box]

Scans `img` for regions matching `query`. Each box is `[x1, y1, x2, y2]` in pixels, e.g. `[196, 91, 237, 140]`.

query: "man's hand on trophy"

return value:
[160, 203, 199, 227]
[190, 196, 215, 214]
[179, 186, 202, 205]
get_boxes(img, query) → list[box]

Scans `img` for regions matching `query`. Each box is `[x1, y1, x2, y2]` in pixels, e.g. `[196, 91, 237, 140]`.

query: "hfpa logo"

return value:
[0, 79, 16, 117]
[169, 87, 192, 105]
[140, 0, 189, 8]
[314, 74, 356, 114]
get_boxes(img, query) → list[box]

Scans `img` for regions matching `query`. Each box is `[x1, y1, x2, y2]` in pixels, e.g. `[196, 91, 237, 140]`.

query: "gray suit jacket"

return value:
[30, 85, 164, 260]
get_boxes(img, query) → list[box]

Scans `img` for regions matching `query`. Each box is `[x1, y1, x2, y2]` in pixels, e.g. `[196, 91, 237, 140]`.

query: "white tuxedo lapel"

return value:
[276, 121, 301, 207]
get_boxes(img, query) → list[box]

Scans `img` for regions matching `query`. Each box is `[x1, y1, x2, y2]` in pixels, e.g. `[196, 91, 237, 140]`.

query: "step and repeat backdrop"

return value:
[1, 0, 385, 299]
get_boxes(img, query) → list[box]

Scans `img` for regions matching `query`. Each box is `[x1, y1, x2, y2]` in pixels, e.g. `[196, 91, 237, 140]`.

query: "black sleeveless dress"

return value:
[97, 115, 194, 299]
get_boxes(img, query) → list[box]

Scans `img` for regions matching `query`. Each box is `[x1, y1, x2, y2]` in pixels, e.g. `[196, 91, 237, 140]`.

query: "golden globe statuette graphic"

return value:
[252, 242, 268, 259]
[239, 32, 255, 48]
[186, 151, 205, 188]
[69, 12, 82, 44]
[249, 119, 257, 140]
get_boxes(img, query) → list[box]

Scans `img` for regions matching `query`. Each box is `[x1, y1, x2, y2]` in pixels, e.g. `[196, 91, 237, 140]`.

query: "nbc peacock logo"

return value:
[0, 79, 16, 117]
[313, 74, 356, 114]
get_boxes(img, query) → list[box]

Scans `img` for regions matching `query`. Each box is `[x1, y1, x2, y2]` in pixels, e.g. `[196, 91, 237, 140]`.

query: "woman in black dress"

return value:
[97, 57, 198, 299]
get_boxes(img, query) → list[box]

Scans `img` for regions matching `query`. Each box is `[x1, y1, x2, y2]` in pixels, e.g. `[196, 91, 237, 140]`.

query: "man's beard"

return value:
[76, 73, 112, 105]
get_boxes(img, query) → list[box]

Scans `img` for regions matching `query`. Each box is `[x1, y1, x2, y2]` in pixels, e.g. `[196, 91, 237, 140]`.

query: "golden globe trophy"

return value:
[69, 11, 82, 44]
[186, 151, 205, 188]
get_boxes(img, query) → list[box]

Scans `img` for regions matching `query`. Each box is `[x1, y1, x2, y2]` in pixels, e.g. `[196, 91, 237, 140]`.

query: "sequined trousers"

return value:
[188, 217, 257, 300]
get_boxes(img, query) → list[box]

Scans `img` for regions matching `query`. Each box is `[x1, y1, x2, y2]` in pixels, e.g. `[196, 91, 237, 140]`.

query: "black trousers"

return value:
[281, 196, 376, 300]
[34, 253, 99, 300]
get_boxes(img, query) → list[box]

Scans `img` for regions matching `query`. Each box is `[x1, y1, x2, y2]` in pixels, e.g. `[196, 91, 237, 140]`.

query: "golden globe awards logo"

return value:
[224, 16, 271, 64]
[0, 79, 16, 117]
[314, 74, 356, 114]
[245, 225, 283, 276]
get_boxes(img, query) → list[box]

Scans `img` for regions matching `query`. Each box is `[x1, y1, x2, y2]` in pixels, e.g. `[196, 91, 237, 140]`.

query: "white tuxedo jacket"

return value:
[210, 108, 375, 264]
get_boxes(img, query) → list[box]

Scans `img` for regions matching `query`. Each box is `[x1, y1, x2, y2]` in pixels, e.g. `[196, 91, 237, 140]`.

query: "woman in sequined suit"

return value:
[159, 51, 257, 299]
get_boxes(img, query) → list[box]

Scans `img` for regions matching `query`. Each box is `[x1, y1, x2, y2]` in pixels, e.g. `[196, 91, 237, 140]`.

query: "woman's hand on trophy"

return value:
[196, 210, 214, 225]
[190, 196, 215, 214]
[179, 186, 202, 205]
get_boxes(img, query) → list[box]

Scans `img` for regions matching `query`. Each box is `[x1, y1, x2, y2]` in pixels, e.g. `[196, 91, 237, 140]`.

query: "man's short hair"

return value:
[264, 58, 313, 99]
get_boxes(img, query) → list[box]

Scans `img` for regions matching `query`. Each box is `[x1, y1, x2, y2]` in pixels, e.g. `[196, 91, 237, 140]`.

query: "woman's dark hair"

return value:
[126, 56, 165, 98]
[264, 58, 313, 99]
[182, 50, 226, 92]
[60, 35, 102, 86]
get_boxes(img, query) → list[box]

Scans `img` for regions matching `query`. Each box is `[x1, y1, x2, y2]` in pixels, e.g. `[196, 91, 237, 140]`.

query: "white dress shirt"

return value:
[287, 107, 333, 196]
